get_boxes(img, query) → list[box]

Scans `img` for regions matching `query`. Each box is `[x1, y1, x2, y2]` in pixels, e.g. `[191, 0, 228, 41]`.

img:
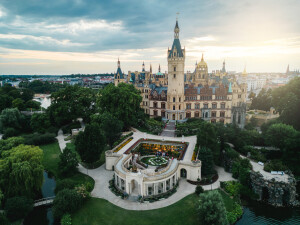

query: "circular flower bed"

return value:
[141, 156, 168, 166]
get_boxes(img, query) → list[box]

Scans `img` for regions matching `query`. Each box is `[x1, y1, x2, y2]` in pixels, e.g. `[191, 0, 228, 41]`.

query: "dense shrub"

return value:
[61, 214, 72, 225]
[264, 159, 288, 172]
[23, 132, 56, 145]
[226, 203, 243, 224]
[5, 196, 33, 221]
[198, 147, 215, 176]
[195, 185, 204, 195]
[223, 181, 241, 197]
[0, 213, 9, 225]
[59, 147, 79, 176]
[54, 179, 78, 194]
[52, 189, 84, 219]
[62, 121, 81, 134]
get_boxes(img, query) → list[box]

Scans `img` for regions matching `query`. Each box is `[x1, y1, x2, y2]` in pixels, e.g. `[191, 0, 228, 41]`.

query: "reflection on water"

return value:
[23, 171, 57, 225]
[237, 199, 300, 225]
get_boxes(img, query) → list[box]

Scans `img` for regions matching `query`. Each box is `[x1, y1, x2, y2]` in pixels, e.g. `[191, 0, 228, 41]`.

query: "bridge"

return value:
[34, 196, 55, 207]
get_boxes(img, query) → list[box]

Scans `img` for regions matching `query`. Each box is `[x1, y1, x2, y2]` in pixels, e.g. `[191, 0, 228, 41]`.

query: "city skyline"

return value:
[0, 0, 300, 75]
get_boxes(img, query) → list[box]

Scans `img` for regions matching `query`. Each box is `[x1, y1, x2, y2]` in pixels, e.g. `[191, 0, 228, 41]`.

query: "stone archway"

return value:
[180, 168, 187, 178]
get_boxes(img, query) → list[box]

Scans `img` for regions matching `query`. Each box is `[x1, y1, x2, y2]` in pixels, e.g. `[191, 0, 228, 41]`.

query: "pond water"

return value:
[237, 199, 300, 225]
[23, 171, 59, 225]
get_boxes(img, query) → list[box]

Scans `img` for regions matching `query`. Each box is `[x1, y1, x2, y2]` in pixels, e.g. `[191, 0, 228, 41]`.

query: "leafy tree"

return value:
[30, 113, 51, 133]
[59, 147, 79, 175]
[198, 147, 214, 176]
[20, 88, 34, 102]
[0, 213, 9, 225]
[48, 85, 95, 126]
[97, 83, 143, 129]
[12, 98, 25, 110]
[4, 196, 33, 221]
[91, 112, 123, 148]
[52, 189, 83, 219]
[0, 94, 13, 111]
[61, 214, 72, 225]
[0, 136, 25, 152]
[248, 91, 256, 100]
[75, 124, 106, 163]
[198, 190, 228, 225]
[197, 122, 219, 161]
[0, 145, 44, 197]
[265, 123, 298, 150]
[250, 88, 272, 111]
[25, 100, 41, 110]
[0, 108, 23, 132]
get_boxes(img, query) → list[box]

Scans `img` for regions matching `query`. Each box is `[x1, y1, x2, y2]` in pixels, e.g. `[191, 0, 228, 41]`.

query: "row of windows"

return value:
[185, 111, 226, 120]
[185, 96, 228, 101]
[186, 103, 226, 109]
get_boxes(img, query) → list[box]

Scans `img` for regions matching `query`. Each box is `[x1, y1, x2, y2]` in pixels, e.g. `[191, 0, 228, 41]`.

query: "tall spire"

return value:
[286, 64, 290, 74]
[222, 60, 226, 73]
[201, 53, 204, 61]
[142, 61, 145, 72]
[174, 13, 180, 39]
[117, 58, 120, 68]
[150, 63, 152, 73]
[158, 64, 161, 73]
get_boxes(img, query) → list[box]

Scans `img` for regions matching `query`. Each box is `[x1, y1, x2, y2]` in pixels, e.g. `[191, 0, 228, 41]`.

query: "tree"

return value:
[91, 112, 123, 148]
[4, 196, 33, 221]
[0, 137, 25, 152]
[20, 88, 34, 102]
[0, 94, 13, 111]
[59, 147, 79, 175]
[52, 189, 83, 219]
[197, 122, 219, 161]
[30, 113, 51, 133]
[0, 108, 23, 132]
[248, 91, 256, 100]
[195, 185, 204, 195]
[12, 98, 25, 110]
[75, 124, 106, 163]
[0, 145, 44, 197]
[198, 147, 214, 176]
[265, 123, 298, 150]
[198, 190, 228, 225]
[96, 83, 143, 129]
[48, 85, 95, 126]
[25, 100, 41, 110]
[250, 88, 272, 111]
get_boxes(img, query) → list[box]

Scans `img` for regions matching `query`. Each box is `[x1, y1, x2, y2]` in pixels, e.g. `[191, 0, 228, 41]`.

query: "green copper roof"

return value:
[228, 82, 232, 93]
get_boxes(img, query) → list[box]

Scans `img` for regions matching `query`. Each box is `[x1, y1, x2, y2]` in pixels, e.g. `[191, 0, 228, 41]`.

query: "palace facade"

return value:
[114, 19, 247, 128]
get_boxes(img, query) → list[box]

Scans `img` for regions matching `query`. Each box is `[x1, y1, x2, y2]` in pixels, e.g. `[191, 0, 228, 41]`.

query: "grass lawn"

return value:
[72, 190, 237, 225]
[40, 142, 95, 189]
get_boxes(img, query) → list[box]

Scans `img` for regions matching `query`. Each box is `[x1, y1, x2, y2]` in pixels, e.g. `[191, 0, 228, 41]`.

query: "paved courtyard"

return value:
[56, 129, 235, 210]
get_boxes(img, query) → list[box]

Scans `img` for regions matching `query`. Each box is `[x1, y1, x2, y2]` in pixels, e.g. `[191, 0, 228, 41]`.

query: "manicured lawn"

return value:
[218, 189, 236, 212]
[72, 190, 238, 225]
[72, 194, 200, 225]
[40, 142, 95, 189]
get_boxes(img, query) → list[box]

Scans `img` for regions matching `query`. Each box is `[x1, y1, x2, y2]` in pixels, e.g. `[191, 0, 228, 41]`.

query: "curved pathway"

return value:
[56, 129, 235, 210]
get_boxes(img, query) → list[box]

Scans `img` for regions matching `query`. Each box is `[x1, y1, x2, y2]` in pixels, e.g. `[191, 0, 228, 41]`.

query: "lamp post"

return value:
[210, 179, 212, 191]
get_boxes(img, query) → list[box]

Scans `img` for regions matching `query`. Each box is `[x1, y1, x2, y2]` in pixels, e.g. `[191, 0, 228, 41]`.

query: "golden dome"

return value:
[197, 53, 207, 68]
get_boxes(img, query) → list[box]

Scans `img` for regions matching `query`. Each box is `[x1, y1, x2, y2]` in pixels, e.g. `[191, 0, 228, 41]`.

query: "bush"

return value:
[54, 179, 78, 194]
[226, 203, 243, 224]
[59, 147, 79, 176]
[62, 121, 81, 134]
[223, 181, 241, 197]
[52, 189, 84, 219]
[3, 128, 19, 139]
[23, 132, 56, 145]
[61, 213, 72, 225]
[264, 159, 288, 172]
[195, 185, 204, 195]
[5, 196, 33, 221]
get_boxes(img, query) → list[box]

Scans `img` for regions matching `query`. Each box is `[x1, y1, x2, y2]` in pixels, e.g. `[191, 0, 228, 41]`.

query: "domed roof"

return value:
[197, 54, 207, 68]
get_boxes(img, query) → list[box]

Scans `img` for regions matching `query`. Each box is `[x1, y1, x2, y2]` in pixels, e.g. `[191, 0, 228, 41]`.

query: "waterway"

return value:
[23, 171, 300, 224]
[23, 171, 58, 225]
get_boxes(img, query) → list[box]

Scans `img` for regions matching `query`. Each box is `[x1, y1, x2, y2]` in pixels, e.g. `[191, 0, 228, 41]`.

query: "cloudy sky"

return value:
[0, 0, 299, 75]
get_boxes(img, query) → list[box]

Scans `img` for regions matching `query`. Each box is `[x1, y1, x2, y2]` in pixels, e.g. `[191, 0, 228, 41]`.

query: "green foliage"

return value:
[0, 108, 22, 132]
[25, 99, 41, 110]
[0, 145, 44, 197]
[48, 85, 96, 126]
[198, 147, 214, 176]
[265, 123, 298, 150]
[0, 213, 9, 225]
[97, 83, 143, 129]
[61, 121, 81, 134]
[195, 185, 204, 195]
[231, 158, 252, 186]
[223, 181, 242, 197]
[241, 146, 266, 162]
[61, 214, 72, 225]
[198, 190, 228, 225]
[112, 132, 133, 148]
[0, 137, 25, 153]
[75, 124, 106, 163]
[55, 179, 78, 194]
[91, 112, 123, 147]
[53, 189, 84, 219]
[19, 80, 67, 94]
[226, 203, 243, 224]
[4, 196, 33, 221]
[175, 118, 203, 136]
[250, 88, 272, 111]
[264, 159, 288, 172]
[59, 147, 79, 175]
[12, 98, 25, 110]
[23, 132, 56, 145]
[30, 113, 52, 133]
[3, 128, 19, 139]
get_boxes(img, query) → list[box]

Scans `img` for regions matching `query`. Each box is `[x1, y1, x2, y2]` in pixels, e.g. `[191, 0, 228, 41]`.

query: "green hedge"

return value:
[23, 132, 56, 145]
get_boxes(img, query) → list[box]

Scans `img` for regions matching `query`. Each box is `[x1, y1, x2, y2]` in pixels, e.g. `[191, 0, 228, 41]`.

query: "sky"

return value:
[0, 0, 299, 75]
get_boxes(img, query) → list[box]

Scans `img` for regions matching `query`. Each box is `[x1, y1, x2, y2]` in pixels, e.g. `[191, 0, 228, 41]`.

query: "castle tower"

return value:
[222, 60, 226, 73]
[194, 53, 208, 84]
[114, 58, 125, 86]
[166, 17, 185, 121]
[158, 64, 161, 73]
[142, 61, 145, 72]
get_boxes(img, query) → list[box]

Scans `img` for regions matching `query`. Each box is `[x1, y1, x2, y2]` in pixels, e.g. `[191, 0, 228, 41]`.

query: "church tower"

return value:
[167, 17, 185, 121]
[114, 58, 125, 86]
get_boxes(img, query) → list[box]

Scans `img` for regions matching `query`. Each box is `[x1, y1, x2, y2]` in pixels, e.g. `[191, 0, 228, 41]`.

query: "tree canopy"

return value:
[96, 83, 143, 129]
[0, 144, 44, 197]
[75, 124, 106, 164]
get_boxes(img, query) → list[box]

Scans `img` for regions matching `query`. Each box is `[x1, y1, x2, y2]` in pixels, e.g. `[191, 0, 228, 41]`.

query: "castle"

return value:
[114, 19, 247, 127]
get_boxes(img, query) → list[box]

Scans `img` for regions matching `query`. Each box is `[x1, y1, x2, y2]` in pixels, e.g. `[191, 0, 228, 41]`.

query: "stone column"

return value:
[154, 183, 157, 195]
[170, 178, 173, 189]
